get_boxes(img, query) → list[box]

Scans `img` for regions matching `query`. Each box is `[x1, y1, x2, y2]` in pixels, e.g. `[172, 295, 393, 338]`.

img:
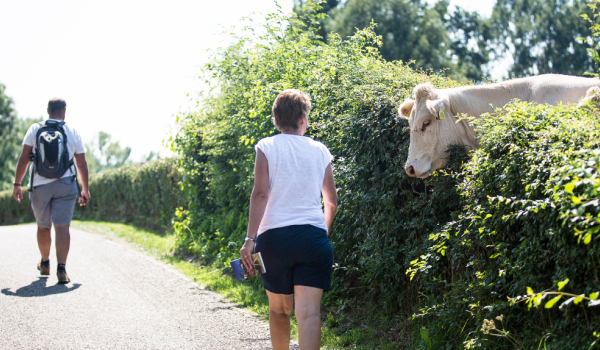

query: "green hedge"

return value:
[170, 7, 465, 346]
[0, 187, 34, 225]
[170, 7, 600, 349]
[78, 158, 184, 230]
[409, 102, 600, 349]
[0, 158, 184, 230]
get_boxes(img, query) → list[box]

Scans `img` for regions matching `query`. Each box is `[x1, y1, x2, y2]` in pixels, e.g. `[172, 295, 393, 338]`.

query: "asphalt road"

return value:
[0, 224, 296, 350]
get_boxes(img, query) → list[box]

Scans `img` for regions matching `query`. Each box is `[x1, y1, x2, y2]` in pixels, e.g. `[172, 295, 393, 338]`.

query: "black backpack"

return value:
[28, 119, 74, 191]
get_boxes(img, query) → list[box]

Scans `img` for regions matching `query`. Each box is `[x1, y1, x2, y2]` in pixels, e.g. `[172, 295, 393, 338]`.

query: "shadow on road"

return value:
[1, 277, 81, 297]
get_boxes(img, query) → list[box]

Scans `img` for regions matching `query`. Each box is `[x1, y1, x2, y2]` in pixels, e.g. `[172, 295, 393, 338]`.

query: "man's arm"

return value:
[74, 153, 90, 204]
[13, 145, 33, 203]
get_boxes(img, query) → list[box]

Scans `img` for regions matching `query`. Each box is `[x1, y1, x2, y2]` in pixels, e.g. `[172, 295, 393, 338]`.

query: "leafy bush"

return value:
[409, 102, 600, 349]
[171, 6, 600, 348]
[77, 158, 184, 230]
[170, 5, 466, 344]
[0, 158, 183, 230]
[0, 187, 34, 225]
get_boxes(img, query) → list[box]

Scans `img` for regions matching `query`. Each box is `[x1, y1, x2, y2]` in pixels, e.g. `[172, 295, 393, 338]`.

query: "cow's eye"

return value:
[421, 120, 431, 131]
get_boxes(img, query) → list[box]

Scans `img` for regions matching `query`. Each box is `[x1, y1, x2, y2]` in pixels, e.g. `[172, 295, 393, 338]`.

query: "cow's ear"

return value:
[399, 100, 415, 120]
[426, 99, 446, 120]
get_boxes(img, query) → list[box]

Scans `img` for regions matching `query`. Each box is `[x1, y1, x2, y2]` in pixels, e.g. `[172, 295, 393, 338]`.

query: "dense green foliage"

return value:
[78, 158, 184, 229]
[170, 7, 458, 264]
[296, 0, 600, 81]
[409, 102, 600, 349]
[169, 8, 464, 346]
[0, 158, 183, 230]
[0, 83, 19, 191]
[3, 3, 600, 348]
[326, 0, 451, 71]
[170, 8, 600, 348]
[295, 0, 493, 81]
[0, 187, 34, 225]
[491, 0, 598, 77]
[86, 131, 133, 174]
[293, 0, 340, 42]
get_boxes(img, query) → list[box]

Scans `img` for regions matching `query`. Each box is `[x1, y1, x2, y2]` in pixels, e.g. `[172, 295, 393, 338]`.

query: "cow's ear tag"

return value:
[438, 109, 445, 120]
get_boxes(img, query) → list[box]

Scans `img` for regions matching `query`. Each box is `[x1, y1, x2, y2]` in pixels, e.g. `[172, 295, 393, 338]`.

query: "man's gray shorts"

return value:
[29, 177, 78, 228]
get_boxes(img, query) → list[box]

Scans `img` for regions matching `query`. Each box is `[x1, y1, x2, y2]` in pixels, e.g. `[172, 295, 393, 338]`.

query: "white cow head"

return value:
[577, 86, 600, 108]
[399, 83, 475, 178]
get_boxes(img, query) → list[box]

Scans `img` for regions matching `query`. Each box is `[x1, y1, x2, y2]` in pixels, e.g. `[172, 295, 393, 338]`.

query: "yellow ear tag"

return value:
[438, 108, 445, 120]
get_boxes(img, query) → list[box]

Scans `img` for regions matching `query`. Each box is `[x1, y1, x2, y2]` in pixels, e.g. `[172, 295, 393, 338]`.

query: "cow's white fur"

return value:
[399, 74, 600, 178]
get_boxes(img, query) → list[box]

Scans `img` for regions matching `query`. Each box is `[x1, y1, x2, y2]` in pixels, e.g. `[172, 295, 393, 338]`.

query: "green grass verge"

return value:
[70, 220, 398, 349]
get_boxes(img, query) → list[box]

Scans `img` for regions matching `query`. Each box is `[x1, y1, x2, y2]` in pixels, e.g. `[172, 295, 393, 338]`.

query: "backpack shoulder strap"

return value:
[34, 122, 45, 147]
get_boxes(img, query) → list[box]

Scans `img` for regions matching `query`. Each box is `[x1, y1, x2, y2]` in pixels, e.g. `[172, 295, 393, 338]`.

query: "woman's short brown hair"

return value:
[272, 89, 311, 132]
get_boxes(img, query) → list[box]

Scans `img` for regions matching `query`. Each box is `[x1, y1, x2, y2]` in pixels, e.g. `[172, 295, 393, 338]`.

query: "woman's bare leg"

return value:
[294, 286, 323, 350]
[267, 290, 294, 350]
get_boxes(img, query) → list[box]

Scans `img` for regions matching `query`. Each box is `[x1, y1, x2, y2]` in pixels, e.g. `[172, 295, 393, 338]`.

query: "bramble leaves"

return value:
[545, 295, 562, 309]
[167, 3, 600, 349]
[409, 101, 600, 348]
[558, 278, 570, 291]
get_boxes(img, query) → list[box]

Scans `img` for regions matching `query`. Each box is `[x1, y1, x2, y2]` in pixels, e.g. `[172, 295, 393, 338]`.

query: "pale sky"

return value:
[444, 0, 497, 17]
[1, 0, 496, 161]
[1, 0, 294, 160]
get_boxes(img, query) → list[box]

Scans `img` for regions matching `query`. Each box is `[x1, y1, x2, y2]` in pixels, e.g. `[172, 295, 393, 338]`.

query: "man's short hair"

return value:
[272, 89, 311, 132]
[48, 98, 66, 113]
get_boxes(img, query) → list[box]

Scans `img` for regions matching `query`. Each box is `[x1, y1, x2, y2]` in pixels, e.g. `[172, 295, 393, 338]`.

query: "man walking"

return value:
[12, 98, 90, 284]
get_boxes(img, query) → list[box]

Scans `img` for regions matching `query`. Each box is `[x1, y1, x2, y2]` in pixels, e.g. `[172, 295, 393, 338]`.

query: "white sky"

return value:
[1, 0, 496, 161]
[1, 0, 294, 160]
[443, 0, 497, 17]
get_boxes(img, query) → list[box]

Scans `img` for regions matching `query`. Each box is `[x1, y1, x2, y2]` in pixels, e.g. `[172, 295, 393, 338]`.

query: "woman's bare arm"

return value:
[241, 149, 269, 271]
[321, 164, 338, 235]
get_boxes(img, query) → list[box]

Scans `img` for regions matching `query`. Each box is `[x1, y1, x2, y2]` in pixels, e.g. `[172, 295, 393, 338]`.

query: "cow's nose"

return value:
[406, 165, 415, 176]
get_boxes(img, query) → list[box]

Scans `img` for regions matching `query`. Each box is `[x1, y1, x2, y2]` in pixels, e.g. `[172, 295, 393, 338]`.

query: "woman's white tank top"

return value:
[255, 134, 333, 234]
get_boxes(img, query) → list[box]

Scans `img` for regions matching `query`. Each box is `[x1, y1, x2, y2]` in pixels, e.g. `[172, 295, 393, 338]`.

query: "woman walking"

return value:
[240, 89, 337, 350]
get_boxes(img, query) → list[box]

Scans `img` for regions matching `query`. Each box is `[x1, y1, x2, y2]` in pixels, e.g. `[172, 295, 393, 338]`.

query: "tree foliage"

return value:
[491, 0, 598, 77]
[445, 6, 494, 81]
[295, 0, 494, 81]
[86, 131, 132, 173]
[0, 84, 40, 190]
[295, 0, 600, 81]
[293, 0, 340, 41]
[326, 0, 450, 70]
[169, 7, 600, 348]
[0, 83, 18, 191]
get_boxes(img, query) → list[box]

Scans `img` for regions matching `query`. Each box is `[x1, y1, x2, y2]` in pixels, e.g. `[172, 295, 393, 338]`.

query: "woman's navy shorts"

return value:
[255, 224, 334, 295]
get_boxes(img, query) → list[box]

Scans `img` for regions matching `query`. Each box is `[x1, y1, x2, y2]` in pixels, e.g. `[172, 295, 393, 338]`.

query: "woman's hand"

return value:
[240, 240, 255, 275]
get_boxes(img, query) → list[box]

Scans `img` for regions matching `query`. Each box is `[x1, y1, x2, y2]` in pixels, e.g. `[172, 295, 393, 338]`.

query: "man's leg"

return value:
[37, 225, 52, 260]
[49, 178, 77, 276]
[294, 286, 323, 350]
[53, 224, 70, 265]
[266, 290, 294, 350]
